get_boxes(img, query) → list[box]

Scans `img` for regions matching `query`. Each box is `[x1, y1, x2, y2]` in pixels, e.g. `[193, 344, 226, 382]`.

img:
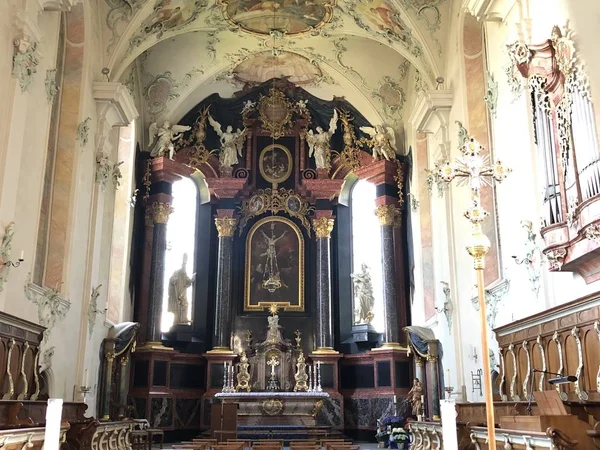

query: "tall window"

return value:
[161, 177, 197, 331]
[351, 180, 384, 332]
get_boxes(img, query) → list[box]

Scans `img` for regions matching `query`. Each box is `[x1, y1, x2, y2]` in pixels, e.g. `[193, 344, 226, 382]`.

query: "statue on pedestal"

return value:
[352, 263, 375, 324]
[208, 115, 247, 169]
[407, 378, 424, 417]
[293, 351, 309, 392]
[167, 253, 195, 325]
[148, 121, 191, 159]
[359, 124, 397, 161]
[236, 350, 251, 392]
[306, 109, 338, 170]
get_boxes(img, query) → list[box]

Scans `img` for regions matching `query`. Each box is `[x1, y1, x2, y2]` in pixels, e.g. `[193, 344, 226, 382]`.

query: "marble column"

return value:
[415, 356, 426, 387]
[312, 217, 336, 353]
[427, 341, 441, 420]
[375, 204, 400, 346]
[212, 217, 237, 351]
[100, 343, 116, 420]
[147, 201, 173, 343]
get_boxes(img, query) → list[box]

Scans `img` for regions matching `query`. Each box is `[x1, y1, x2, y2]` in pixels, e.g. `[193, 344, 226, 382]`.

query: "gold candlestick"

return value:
[437, 137, 511, 450]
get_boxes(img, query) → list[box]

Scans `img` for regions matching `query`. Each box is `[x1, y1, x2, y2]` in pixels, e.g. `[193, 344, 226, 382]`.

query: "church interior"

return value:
[1, 0, 600, 449]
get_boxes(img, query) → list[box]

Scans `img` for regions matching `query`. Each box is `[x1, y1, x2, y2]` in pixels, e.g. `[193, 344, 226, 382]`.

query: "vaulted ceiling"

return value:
[101, 0, 452, 142]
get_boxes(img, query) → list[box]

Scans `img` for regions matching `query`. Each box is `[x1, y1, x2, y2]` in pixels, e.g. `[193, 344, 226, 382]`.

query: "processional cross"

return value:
[267, 355, 280, 377]
[436, 137, 510, 450]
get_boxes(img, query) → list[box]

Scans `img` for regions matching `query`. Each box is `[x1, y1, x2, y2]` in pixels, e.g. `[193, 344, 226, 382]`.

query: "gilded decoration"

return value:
[312, 217, 334, 239]
[262, 399, 283, 416]
[545, 247, 567, 271]
[236, 350, 251, 392]
[244, 216, 304, 312]
[151, 202, 174, 224]
[394, 161, 405, 209]
[255, 89, 311, 139]
[331, 109, 361, 174]
[259, 144, 293, 185]
[375, 204, 400, 227]
[215, 217, 238, 237]
[238, 189, 314, 235]
[221, 1, 336, 36]
[293, 350, 309, 392]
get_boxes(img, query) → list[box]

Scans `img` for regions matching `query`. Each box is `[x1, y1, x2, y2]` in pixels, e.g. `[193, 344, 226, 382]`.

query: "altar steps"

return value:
[235, 426, 344, 443]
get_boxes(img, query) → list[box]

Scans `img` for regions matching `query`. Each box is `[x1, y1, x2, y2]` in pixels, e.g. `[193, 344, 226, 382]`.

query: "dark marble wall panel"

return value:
[133, 360, 149, 388]
[344, 397, 404, 429]
[316, 398, 342, 428]
[395, 361, 411, 388]
[150, 397, 173, 428]
[377, 361, 391, 387]
[344, 398, 358, 429]
[202, 399, 212, 428]
[174, 398, 202, 429]
[153, 361, 168, 386]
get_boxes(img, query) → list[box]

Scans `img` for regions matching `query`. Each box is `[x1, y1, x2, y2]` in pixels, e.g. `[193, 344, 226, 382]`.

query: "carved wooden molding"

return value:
[536, 335, 547, 391]
[508, 343, 520, 401]
[571, 326, 589, 401]
[522, 340, 531, 398]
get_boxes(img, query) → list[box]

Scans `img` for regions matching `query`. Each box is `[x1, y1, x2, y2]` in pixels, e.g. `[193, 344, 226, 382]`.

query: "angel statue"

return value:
[148, 121, 191, 159]
[208, 115, 247, 169]
[359, 124, 397, 161]
[306, 109, 338, 170]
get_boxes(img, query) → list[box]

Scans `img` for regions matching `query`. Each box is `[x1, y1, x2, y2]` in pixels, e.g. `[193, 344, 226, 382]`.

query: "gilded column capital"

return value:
[312, 217, 335, 239]
[215, 217, 238, 237]
[151, 202, 174, 224]
[375, 204, 400, 227]
[415, 357, 424, 367]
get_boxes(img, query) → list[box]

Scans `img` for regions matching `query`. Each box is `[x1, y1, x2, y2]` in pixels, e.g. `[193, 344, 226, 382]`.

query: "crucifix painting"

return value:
[244, 216, 304, 311]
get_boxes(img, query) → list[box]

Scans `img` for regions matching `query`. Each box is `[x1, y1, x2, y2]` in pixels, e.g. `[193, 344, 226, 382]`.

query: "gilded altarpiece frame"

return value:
[244, 216, 305, 311]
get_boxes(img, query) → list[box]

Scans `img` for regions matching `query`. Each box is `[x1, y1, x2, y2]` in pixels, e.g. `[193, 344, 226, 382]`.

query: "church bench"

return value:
[0, 424, 69, 450]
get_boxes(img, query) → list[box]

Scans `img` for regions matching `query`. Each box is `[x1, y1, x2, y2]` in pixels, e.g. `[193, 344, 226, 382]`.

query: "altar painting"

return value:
[223, 0, 334, 35]
[245, 216, 304, 311]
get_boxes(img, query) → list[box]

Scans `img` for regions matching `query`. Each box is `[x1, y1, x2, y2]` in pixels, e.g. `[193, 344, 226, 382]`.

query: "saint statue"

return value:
[260, 224, 287, 292]
[148, 121, 191, 159]
[407, 378, 424, 417]
[352, 263, 375, 324]
[208, 115, 247, 169]
[359, 124, 397, 161]
[306, 109, 339, 170]
[167, 253, 195, 325]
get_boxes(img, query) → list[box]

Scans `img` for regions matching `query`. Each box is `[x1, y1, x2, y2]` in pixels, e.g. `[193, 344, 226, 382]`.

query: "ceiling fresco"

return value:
[221, 0, 335, 35]
[101, 0, 452, 150]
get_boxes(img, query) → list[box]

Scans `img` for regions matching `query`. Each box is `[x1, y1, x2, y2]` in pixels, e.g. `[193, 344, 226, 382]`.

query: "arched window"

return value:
[350, 180, 384, 332]
[161, 177, 197, 332]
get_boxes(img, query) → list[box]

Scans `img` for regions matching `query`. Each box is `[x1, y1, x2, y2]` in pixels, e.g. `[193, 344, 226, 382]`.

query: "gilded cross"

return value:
[438, 138, 510, 225]
[267, 355, 280, 377]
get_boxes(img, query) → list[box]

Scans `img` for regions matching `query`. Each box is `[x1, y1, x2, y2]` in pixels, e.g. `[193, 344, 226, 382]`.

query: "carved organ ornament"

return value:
[508, 24, 600, 282]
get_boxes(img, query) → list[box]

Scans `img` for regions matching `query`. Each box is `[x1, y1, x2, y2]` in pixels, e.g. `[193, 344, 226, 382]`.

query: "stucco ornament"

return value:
[112, 161, 124, 190]
[483, 71, 498, 117]
[373, 76, 406, 122]
[0, 222, 15, 295]
[513, 220, 543, 297]
[24, 276, 71, 343]
[437, 281, 453, 333]
[408, 193, 419, 212]
[360, 125, 397, 161]
[95, 152, 112, 191]
[148, 121, 191, 159]
[471, 279, 510, 330]
[77, 117, 91, 149]
[456, 121, 469, 147]
[88, 284, 102, 339]
[39, 346, 55, 373]
[45, 69, 59, 103]
[12, 39, 40, 93]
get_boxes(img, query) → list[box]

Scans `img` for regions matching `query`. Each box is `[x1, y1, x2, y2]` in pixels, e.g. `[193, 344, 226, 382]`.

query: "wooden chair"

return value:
[131, 429, 149, 450]
[147, 427, 165, 449]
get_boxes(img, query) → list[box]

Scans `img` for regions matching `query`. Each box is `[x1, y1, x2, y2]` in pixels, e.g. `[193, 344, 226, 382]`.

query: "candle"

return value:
[446, 369, 450, 386]
[421, 394, 425, 404]
[393, 395, 397, 403]
[19, 250, 24, 261]
[83, 369, 88, 386]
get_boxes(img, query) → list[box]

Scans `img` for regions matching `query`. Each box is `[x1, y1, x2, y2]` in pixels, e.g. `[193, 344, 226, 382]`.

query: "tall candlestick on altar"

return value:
[446, 369, 450, 386]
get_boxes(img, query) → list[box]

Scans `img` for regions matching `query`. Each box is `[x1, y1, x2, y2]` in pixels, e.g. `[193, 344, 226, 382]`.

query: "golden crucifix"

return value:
[437, 137, 510, 450]
[267, 355, 280, 377]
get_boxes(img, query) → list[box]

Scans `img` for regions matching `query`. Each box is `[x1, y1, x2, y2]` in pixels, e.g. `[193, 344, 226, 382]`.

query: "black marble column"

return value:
[212, 217, 237, 351]
[427, 341, 441, 420]
[376, 205, 400, 346]
[100, 343, 116, 420]
[312, 217, 336, 353]
[147, 202, 173, 343]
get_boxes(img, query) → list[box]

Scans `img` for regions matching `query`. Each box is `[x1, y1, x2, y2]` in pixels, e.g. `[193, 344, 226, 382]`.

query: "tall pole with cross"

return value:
[437, 138, 511, 450]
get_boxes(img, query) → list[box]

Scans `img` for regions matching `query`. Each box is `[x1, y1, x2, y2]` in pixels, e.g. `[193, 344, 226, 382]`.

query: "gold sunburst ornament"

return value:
[269, 303, 279, 315]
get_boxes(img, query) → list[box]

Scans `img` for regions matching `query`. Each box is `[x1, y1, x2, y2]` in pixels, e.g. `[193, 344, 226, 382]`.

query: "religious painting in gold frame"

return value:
[244, 216, 304, 312]
[259, 144, 293, 185]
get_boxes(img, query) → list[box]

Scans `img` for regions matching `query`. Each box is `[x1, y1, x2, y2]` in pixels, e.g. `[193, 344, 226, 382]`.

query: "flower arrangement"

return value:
[390, 427, 409, 444]
[377, 416, 409, 449]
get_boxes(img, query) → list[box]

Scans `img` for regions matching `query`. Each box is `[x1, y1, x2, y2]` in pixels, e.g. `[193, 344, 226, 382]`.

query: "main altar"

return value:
[215, 305, 330, 427]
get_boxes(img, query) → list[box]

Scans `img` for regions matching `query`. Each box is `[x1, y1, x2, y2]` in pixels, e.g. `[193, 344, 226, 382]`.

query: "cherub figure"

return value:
[148, 121, 191, 159]
[306, 109, 338, 170]
[360, 124, 397, 161]
[208, 115, 247, 169]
